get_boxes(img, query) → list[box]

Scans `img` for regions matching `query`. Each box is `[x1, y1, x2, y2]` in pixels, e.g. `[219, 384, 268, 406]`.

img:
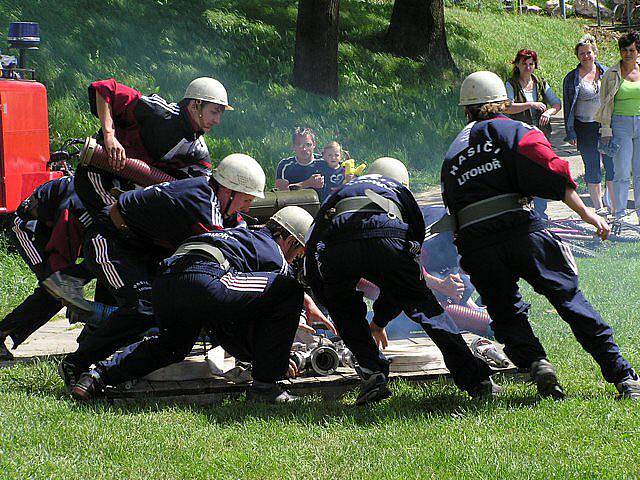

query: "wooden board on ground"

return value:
[103, 333, 526, 405]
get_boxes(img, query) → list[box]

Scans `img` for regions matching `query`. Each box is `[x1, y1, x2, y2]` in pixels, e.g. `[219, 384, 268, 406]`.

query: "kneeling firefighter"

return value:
[304, 157, 498, 406]
[58, 154, 265, 391]
[71, 206, 327, 404]
[439, 70, 640, 400]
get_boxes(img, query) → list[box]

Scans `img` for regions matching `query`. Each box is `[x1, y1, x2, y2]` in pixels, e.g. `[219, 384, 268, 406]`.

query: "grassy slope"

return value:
[0, 0, 602, 188]
[1, 244, 640, 479]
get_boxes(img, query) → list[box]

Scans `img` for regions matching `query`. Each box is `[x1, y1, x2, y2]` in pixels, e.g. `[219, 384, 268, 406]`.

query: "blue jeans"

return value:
[575, 119, 614, 184]
[611, 115, 640, 216]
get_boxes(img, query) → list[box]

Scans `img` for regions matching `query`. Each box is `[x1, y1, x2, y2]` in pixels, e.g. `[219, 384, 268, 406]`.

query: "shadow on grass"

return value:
[46, 379, 546, 427]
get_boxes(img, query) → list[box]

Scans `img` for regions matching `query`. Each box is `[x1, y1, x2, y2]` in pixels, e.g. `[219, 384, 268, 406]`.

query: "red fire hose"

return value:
[79, 137, 176, 186]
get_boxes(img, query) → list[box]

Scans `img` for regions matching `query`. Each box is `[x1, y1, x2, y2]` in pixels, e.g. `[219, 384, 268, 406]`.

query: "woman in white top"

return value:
[563, 35, 613, 216]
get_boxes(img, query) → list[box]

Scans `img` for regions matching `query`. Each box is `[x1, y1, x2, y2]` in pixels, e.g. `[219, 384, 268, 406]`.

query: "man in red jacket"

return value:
[75, 76, 233, 217]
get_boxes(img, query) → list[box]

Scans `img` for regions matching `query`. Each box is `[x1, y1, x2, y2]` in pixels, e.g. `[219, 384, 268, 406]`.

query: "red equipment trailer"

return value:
[0, 78, 63, 214]
[0, 21, 64, 216]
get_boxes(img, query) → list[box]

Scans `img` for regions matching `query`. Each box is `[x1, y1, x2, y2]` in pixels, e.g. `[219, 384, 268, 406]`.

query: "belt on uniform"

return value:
[108, 204, 129, 231]
[173, 242, 230, 271]
[333, 189, 404, 222]
[430, 193, 526, 233]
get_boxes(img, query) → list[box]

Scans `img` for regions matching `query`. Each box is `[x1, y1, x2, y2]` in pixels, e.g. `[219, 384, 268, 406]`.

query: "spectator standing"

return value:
[563, 35, 614, 216]
[596, 31, 640, 219]
[505, 49, 562, 221]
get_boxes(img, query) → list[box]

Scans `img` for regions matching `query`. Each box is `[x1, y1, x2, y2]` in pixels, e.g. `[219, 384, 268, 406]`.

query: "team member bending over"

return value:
[440, 71, 639, 400]
[305, 157, 497, 406]
[71, 207, 326, 404]
[0, 177, 93, 359]
[58, 155, 265, 390]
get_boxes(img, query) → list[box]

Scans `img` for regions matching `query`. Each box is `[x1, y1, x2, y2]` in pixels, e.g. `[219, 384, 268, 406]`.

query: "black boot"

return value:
[247, 382, 299, 404]
[0, 337, 13, 361]
[71, 370, 105, 402]
[58, 360, 83, 393]
[531, 359, 565, 400]
[355, 366, 392, 406]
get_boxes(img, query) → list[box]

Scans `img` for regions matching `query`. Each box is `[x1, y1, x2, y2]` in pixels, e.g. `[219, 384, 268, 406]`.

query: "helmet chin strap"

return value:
[194, 100, 206, 131]
[222, 191, 235, 218]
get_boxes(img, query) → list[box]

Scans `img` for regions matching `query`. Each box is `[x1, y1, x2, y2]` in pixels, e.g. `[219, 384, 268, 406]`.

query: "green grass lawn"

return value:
[0, 0, 612, 187]
[1, 240, 640, 479]
[2, 1, 639, 478]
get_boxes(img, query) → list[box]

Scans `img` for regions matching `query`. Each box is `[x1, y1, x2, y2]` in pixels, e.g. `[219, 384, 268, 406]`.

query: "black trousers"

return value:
[100, 258, 304, 386]
[459, 229, 633, 384]
[74, 165, 121, 219]
[308, 236, 492, 392]
[1, 217, 92, 347]
[65, 218, 160, 369]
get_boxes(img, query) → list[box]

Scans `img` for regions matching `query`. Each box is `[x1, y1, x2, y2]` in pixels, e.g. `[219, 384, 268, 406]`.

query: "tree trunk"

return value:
[292, 0, 340, 97]
[386, 0, 456, 69]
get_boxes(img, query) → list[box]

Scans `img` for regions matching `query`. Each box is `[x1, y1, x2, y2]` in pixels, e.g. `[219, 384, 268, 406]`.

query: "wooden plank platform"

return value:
[102, 334, 527, 405]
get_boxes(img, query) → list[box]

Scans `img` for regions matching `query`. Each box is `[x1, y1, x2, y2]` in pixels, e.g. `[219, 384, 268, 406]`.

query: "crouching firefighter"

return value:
[0, 176, 94, 360]
[304, 157, 498, 406]
[71, 206, 320, 404]
[439, 70, 640, 400]
[58, 154, 265, 390]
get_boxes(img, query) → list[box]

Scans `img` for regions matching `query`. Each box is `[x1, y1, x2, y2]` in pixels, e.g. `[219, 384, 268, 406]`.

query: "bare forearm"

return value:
[563, 186, 589, 218]
[546, 103, 561, 116]
[95, 93, 116, 137]
[424, 272, 442, 291]
[505, 102, 530, 114]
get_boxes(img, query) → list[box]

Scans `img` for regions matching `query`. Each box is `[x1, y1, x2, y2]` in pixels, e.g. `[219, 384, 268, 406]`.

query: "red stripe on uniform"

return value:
[517, 129, 577, 189]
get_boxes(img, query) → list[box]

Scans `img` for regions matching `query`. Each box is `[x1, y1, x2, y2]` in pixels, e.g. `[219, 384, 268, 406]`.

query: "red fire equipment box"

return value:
[0, 78, 62, 214]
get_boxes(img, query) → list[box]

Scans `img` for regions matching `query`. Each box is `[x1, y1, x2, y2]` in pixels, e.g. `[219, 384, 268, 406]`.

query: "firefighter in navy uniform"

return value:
[305, 158, 497, 406]
[0, 177, 93, 359]
[71, 207, 324, 404]
[75, 76, 231, 218]
[440, 71, 640, 400]
[57, 154, 265, 390]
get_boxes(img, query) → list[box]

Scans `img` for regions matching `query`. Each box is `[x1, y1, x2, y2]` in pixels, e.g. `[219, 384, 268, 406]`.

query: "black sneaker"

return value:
[0, 338, 14, 361]
[246, 383, 299, 404]
[531, 359, 565, 400]
[355, 371, 392, 406]
[616, 374, 640, 400]
[468, 377, 503, 399]
[58, 360, 82, 393]
[71, 370, 105, 402]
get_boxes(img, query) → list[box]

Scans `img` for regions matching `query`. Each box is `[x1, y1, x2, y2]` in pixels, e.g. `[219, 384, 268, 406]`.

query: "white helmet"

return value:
[184, 77, 234, 110]
[271, 206, 314, 246]
[212, 154, 266, 198]
[368, 157, 410, 188]
[459, 71, 508, 106]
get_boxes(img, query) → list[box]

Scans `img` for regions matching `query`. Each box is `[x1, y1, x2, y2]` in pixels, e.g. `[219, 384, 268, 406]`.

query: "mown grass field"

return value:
[0, 0, 618, 188]
[1, 240, 640, 479]
[2, 1, 640, 478]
